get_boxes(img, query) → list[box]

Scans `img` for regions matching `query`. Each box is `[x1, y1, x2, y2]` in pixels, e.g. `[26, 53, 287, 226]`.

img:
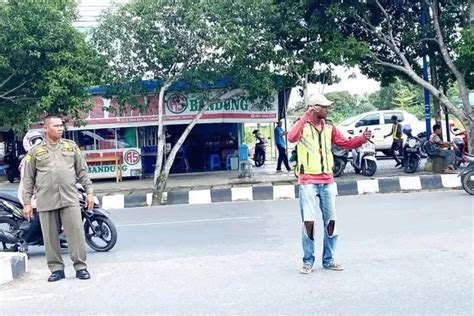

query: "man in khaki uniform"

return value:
[23, 115, 95, 282]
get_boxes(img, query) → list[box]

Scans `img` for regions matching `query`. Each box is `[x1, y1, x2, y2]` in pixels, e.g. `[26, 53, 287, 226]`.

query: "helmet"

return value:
[402, 124, 412, 135]
[23, 130, 44, 152]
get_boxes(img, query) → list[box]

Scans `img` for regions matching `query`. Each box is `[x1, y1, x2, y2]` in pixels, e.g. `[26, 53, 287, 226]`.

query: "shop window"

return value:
[117, 127, 137, 148]
[95, 129, 117, 150]
[138, 126, 158, 147]
[77, 131, 96, 150]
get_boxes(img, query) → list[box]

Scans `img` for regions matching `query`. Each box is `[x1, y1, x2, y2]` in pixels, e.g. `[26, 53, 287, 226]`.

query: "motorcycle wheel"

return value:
[0, 217, 19, 250]
[254, 152, 265, 167]
[361, 160, 377, 176]
[461, 170, 474, 195]
[404, 156, 419, 174]
[83, 216, 117, 252]
[333, 158, 345, 177]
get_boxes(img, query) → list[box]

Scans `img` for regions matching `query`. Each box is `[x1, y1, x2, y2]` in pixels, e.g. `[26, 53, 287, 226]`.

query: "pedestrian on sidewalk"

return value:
[22, 115, 95, 282]
[288, 94, 371, 274]
[274, 120, 291, 172]
[384, 115, 404, 168]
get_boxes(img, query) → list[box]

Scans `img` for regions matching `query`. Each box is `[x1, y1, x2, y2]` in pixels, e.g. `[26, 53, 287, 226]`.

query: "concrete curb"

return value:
[0, 253, 28, 285]
[98, 174, 462, 209]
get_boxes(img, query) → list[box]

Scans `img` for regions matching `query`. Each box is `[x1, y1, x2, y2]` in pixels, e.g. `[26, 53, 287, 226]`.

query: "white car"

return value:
[337, 110, 426, 155]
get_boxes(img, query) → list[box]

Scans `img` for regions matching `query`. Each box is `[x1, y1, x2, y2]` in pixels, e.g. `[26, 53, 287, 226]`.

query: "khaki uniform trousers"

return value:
[39, 206, 87, 272]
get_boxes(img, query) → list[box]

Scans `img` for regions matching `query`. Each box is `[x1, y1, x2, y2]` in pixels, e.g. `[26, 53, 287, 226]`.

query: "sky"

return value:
[287, 66, 381, 108]
[76, 0, 381, 105]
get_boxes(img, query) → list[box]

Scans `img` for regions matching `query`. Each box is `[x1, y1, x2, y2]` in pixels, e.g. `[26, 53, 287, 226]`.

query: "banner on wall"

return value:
[84, 148, 142, 179]
[71, 90, 279, 129]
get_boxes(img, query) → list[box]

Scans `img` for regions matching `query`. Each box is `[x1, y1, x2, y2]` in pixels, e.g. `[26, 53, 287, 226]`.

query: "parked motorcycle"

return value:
[459, 155, 474, 195]
[402, 125, 421, 174]
[351, 141, 377, 176]
[452, 128, 469, 167]
[252, 130, 266, 167]
[332, 145, 348, 178]
[0, 185, 117, 253]
[417, 131, 429, 158]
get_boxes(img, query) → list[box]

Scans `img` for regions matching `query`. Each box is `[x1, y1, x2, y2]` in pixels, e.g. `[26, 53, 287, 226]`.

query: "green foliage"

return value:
[0, 0, 105, 131]
[92, 0, 282, 109]
[455, 28, 474, 88]
[369, 78, 426, 120]
[243, 126, 272, 147]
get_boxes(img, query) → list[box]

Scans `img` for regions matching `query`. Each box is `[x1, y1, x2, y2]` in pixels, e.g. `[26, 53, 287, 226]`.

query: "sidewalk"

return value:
[0, 159, 462, 208]
[94, 159, 462, 208]
[88, 159, 431, 193]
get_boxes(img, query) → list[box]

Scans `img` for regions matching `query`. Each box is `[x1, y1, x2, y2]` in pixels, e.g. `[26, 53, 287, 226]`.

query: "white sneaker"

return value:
[300, 264, 313, 274]
[324, 263, 344, 271]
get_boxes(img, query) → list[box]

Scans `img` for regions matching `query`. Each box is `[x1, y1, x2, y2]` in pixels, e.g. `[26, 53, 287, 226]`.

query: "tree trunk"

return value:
[303, 73, 308, 107]
[152, 91, 237, 204]
[460, 118, 474, 155]
[154, 103, 210, 203]
[152, 83, 171, 205]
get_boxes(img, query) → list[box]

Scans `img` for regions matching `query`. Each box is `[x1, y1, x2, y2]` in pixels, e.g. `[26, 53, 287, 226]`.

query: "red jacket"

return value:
[288, 116, 367, 184]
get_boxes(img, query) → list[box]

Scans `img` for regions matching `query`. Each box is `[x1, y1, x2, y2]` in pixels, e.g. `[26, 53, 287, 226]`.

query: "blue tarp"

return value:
[87, 78, 234, 96]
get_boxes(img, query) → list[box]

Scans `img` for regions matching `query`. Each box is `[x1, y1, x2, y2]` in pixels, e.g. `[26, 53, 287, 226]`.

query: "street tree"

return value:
[92, 0, 280, 204]
[0, 0, 104, 130]
[324, 0, 473, 151]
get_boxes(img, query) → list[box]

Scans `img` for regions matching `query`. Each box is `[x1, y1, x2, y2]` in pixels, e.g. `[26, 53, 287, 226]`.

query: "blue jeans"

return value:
[299, 183, 338, 268]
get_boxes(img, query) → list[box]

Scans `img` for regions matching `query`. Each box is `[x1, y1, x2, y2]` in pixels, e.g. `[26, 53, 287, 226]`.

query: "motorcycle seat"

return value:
[0, 192, 21, 205]
[465, 153, 474, 162]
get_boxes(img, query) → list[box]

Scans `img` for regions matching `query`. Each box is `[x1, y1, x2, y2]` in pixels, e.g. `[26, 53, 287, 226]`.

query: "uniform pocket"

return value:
[61, 150, 75, 158]
[35, 153, 50, 171]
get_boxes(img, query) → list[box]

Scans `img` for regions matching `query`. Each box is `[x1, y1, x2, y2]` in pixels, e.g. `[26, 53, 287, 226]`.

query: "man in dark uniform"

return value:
[22, 115, 95, 282]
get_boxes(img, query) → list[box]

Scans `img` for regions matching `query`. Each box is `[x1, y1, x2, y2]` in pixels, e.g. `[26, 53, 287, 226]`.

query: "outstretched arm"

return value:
[332, 126, 370, 150]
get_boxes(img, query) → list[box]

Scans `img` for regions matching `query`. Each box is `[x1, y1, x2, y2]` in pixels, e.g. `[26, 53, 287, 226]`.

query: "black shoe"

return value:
[76, 269, 91, 280]
[48, 270, 65, 282]
[395, 162, 401, 167]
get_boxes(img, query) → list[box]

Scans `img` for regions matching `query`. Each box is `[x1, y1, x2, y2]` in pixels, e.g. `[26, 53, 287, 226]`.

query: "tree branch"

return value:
[373, 55, 467, 122]
[0, 80, 28, 98]
[420, 38, 440, 45]
[0, 74, 15, 89]
[374, 0, 396, 48]
[430, 0, 472, 117]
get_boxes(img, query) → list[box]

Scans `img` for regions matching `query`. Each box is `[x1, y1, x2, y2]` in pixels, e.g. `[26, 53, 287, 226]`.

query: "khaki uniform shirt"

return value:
[22, 139, 93, 212]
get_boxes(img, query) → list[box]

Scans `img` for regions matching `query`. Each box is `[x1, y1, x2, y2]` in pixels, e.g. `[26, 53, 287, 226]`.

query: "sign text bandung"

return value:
[81, 90, 279, 127]
[166, 93, 277, 115]
[85, 148, 142, 179]
[89, 164, 128, 174]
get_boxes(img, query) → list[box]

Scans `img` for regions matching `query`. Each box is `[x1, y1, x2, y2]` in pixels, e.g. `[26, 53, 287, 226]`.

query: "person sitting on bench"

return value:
[429, 124, 456, 173]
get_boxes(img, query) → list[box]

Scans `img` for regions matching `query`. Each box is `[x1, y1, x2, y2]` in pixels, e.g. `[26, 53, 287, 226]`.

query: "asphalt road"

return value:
[0, 191, 472, 315]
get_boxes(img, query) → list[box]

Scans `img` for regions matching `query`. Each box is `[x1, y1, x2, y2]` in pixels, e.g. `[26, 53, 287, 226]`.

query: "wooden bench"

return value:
[86, 155, 123, 182]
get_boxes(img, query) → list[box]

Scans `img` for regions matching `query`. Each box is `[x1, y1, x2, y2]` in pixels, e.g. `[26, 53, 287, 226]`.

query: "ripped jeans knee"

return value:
[325, 220, 337, 238]
[303, 221, 314, 241]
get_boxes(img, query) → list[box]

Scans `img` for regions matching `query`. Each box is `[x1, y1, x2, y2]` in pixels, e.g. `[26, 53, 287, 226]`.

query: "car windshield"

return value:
[339, 114, 363, 126]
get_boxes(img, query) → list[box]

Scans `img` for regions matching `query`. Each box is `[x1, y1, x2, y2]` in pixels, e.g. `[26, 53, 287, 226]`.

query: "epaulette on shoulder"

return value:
[62, 138, 76, 144]
[62, 138, 78, 147]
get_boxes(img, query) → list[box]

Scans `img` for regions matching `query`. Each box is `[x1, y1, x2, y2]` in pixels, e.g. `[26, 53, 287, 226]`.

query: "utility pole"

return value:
[421, 2, 431, 139]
